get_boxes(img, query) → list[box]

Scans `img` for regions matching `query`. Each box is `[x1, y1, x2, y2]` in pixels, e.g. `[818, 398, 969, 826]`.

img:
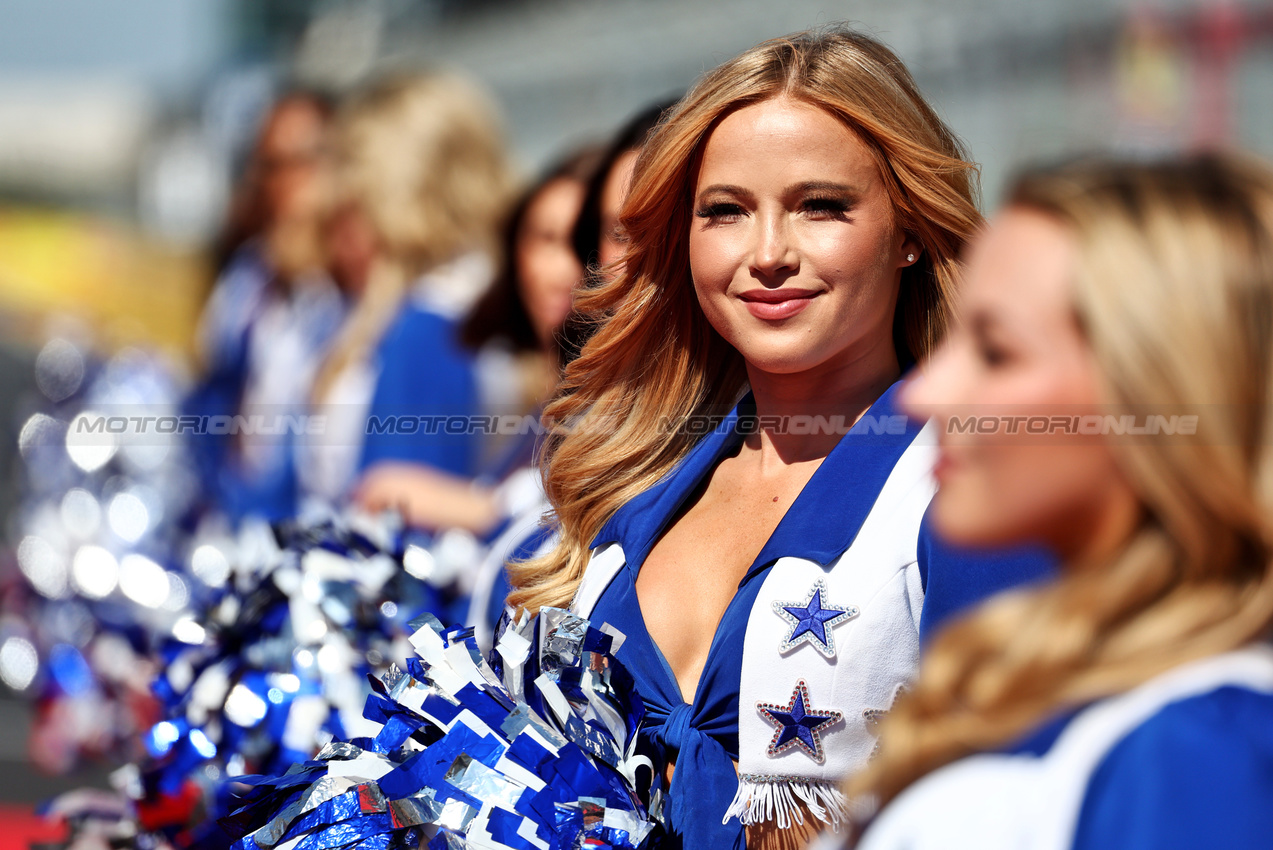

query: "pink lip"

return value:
[739, 288, 818, 321]
[932, 452, 952, 483]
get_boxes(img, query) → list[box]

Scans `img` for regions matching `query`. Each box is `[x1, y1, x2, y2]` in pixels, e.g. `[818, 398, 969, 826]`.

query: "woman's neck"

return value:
[744, 344, 901, 465]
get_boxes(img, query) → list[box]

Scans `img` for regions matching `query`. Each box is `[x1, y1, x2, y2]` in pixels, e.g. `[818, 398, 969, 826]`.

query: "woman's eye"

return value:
[694, 202, 746, 223]
[977, 342, 1011, 368]
[802, 196, 851, 219]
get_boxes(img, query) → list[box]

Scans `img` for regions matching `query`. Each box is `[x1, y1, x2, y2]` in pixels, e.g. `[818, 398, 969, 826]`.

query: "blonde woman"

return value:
[852, 155, 1273, 850]
[507, 28, 1052, 849]
[300, 71, 513, 506]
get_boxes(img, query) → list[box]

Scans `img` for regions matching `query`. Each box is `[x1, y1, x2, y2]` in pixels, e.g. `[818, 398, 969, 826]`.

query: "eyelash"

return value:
[694, 202, 745, 222]
[802, 195, 851, 219]
[692, 196, 852, 223]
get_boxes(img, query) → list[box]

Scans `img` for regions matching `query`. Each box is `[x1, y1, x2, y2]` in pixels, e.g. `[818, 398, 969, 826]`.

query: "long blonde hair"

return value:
[313, 72, 512, 401]
[852, 154, 1273, 809]
[508, 27, 981, 613]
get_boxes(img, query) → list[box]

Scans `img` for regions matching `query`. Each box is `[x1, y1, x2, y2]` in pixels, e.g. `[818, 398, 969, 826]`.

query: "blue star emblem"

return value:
[757, 680, 842, 763]
[773, 579, 858, 658]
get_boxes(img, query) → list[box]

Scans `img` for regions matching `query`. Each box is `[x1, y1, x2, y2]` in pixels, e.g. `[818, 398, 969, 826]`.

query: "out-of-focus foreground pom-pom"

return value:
[219, 608, 661, 850]
[41, 510, 474, 849]
[9, 339, 202, 774]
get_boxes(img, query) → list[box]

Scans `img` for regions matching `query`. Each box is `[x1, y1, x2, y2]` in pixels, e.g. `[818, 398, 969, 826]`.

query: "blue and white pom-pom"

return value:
[39, 510, 475, 848]
[220, 608, 660, 850]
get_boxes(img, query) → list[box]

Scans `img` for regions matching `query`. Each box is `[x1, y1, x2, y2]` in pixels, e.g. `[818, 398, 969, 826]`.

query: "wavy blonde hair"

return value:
[313, 72, 513, 402]
[851, 154, 1273, 810]
[508, 27, 981, 613]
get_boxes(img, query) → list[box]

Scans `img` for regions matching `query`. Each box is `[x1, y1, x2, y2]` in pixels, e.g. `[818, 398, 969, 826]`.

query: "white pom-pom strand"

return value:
[724, 773, 851, 830]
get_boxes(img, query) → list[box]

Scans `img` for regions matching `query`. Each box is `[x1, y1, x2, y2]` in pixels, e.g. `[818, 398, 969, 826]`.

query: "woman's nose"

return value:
[751, 216, 799, 281]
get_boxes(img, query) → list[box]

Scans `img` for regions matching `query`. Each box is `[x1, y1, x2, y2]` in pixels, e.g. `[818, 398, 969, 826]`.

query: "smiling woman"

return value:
[689, 98, 917, 382]
[506, 26, 1053, 850]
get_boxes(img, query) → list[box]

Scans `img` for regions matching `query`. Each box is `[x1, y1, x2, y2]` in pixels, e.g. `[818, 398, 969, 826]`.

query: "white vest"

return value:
[572, 423, 939, 829]
[859, 645, 1273, 850]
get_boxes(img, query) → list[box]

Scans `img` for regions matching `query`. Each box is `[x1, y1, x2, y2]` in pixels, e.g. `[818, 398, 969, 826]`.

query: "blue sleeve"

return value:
[184, 360, 242, 499]
[916, 507, 1056, 644]
[359, 307, 480, 477]
[184, 321, 299, 521]
[1073, 686, 1273, 850]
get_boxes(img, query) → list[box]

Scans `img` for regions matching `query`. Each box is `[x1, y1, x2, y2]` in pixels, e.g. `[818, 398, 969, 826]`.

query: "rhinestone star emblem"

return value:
[864, 683, 909, 760]
[757, 679, 843, 763]
[773, 579, 858, 658]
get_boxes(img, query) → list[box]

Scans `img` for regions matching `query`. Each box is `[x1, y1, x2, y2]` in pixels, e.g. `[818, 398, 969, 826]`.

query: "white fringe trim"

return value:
[723, 774, 850, 830]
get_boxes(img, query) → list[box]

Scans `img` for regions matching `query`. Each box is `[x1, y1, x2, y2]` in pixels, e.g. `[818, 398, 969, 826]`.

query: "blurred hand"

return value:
[353, 462, 499, 535]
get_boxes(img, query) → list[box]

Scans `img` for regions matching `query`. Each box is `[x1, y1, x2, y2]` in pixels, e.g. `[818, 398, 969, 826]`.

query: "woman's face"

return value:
[516, 177, 587, 346]
[324, 199, 379, 296]
[259, 98, 329, 226]
[688, 97, 916, 382]
[904, 208, 1141, 561]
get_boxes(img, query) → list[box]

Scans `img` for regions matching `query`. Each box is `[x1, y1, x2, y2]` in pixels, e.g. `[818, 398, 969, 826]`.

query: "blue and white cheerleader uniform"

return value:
[568, 381, 1055, 848]
[858, 644, 1273, 850]
[299, 253, 491, 506]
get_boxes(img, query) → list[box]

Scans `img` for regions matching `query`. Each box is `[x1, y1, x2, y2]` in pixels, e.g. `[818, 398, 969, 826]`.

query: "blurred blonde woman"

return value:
[301, 71, 513, 507]
[507, 27, 1051, 850]
[853, 154, 1273, 849]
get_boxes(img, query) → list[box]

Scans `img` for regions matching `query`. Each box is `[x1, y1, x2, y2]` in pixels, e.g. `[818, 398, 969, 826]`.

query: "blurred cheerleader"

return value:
[509, 27, 1051, 850]
[354, 147, 600, 536]
[354, 149, 603, 650]
[301, 71, 513, 507]
[854, 155, 1273, 849]
[189, 91, 346, 521]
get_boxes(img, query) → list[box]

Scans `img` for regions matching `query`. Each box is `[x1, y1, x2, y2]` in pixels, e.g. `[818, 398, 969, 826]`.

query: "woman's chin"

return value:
[930, 492, 1028, 550]
[736, 349, 829, 380]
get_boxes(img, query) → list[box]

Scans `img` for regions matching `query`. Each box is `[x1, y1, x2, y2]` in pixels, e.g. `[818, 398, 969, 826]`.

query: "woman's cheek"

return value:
[692, 276, 729, 341]
[689, 232, 722, 284]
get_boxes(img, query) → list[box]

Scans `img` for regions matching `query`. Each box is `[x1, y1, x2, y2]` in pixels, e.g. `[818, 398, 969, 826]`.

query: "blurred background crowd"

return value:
[0, 0, 1270, 846]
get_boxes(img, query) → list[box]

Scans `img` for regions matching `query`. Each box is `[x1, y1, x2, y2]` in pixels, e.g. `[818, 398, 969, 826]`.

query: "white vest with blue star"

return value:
[724, 422, 934, 827]
[570, 421, 936, 828]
